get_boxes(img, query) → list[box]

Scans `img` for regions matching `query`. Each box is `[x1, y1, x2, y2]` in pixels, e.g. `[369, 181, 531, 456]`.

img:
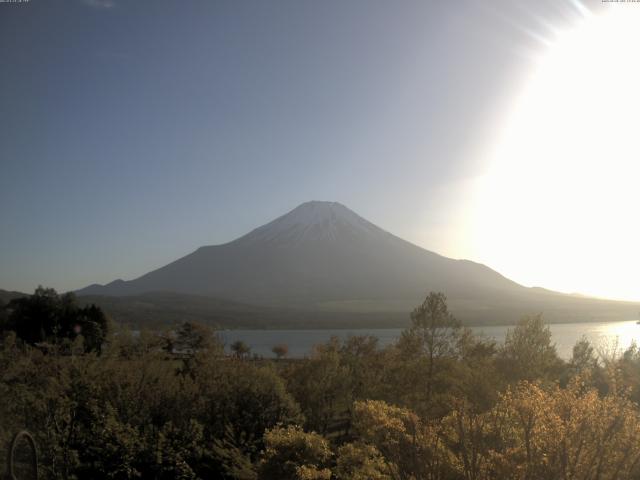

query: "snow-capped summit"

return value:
[76, 201, 640, 325]
[237, 201, 385, 245]
[76, 200, 521, 310]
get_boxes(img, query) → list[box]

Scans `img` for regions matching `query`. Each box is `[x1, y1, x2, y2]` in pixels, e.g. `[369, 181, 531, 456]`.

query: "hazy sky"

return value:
[5, 0, 637, 301]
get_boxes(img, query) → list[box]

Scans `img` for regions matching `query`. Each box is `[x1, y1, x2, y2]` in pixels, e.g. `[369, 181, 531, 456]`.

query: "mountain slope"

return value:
[76, 291, 408, 329]
[78, 201, 519, 303]
[77, 201, 640, 325]
[0, 289, 28, 305]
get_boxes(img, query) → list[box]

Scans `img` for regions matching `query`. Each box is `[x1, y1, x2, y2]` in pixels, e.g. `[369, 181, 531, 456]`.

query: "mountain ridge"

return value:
[76, 201, 640, 325]
[77, 201, 521, 301]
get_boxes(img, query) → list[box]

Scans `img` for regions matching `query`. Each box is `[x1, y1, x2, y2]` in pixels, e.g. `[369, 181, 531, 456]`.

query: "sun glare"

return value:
[473, 5, 640, 301]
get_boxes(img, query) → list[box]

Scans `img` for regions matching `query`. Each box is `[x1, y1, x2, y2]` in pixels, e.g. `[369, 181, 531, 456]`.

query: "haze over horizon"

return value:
[2, 0, 638, 302]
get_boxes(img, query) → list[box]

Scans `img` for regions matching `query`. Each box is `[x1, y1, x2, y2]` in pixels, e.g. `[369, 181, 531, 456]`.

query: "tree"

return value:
[352, 399, 454, 480]
[74, 303, 110, 353]
[285, 338, 351, 435]
[272, 343, 289, 359]
[170, 321, 221, 355]
[4, 287, 109, 353]
[406, 291, 460, 354]
[461, 380, 640, 479]
[568, 336, 600, 385]
[257, 425, 332, 480]
[451, 328, 501, 411]
[0, 298, 8, 330]
[335, 442, 391, 480]
[616, 341, 640, 403]
[231, 340, 251, 359]
[498, 314, 562, 383]
[194, 360, 303, 476]
[339, 335, 386, 401]
[165, 321, 224, 376]
[395, 292, 461, 413]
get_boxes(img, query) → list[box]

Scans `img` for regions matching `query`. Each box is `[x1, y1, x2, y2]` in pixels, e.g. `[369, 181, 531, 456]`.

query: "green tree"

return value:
[451, 328, 501, 411]
[0, 298, 9, 330]
[339, 335, 386, 401]
[498, 314, 562, 383]
[4, 287, 109, 353]
[168, 321, 221, 355]
[285, 338, 351, 435]
[231, 340, 251, 359]
[195, 360, 303, 473]
[74, 303, 110, 353]
[570, 336, 599, 374]
[394, 292, 461, 414]
[167, 321, 223, 375]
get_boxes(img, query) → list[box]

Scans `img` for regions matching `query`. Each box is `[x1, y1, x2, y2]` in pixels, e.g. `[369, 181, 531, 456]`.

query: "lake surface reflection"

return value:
[219, 320, 640, 359]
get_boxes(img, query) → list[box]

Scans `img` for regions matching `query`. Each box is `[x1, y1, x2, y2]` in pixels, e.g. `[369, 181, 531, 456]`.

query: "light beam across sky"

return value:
[471, 3, 640, 301]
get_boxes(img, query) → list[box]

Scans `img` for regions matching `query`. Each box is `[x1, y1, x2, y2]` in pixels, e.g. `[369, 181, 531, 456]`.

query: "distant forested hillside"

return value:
[77, 289, 640, 329]
[77, 291, 409, 329]
[5, 287, 638, 330]
[0, 289, 27, 305]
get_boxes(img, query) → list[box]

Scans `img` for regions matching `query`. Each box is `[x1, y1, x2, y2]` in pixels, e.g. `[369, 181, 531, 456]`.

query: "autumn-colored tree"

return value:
[445, 380, 640, 480]
[272, 343, 289, 359]
[352, 399, 455, 480]
[334, 442, 391, 480]
[257, 425, 332, 480]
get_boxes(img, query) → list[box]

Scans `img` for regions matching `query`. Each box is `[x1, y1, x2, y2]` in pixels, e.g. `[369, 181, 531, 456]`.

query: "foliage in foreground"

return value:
[2, 289, 640, 479]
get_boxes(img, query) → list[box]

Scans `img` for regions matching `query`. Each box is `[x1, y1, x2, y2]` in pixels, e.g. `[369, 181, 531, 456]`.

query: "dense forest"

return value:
[3, 288, 640, 479]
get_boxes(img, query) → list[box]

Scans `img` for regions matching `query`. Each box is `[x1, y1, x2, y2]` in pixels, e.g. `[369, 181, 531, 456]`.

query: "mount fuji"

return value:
[77, 201, 640, 325]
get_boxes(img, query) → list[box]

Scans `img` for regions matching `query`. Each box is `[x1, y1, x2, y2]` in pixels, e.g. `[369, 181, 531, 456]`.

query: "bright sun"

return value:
[472, 5, 640, 301]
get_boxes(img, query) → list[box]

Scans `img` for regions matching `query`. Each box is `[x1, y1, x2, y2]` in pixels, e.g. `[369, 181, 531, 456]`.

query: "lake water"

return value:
[219, 320, 640, 360]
